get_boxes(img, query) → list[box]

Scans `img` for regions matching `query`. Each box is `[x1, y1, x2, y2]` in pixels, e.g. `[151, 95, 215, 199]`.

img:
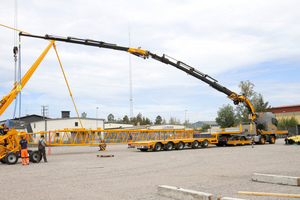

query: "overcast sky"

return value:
[1, 0, 300, 124]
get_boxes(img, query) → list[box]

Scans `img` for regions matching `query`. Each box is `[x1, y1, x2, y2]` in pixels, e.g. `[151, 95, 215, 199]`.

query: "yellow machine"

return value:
[18, 33, 287, 146]
[0, 30, 288, 161]
[286, 135, 300, 144]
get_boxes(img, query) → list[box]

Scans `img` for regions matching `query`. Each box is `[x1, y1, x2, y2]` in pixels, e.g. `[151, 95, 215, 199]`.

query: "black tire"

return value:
[269, 136, 275, 144]
[191, 140, 199, 149]
[288, 139, 294, 145]
[5, 152, 18, 165]
[153, 143, 162, 151]
[164, 142, 173, 151]
[175, 142, 184, 150]
[260, 136, 266, 144]
[140, 149, 148, 152]
[201, 140, 209, 148]
[29, 150, 41, 163]
[0, 157, 6, 164]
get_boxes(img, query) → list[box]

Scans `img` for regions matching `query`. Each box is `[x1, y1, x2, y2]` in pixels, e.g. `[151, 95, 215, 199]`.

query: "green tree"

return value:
[155, 115, 163, 125]
[136, 113, 142, 125]
[81, 112, 87, 118]
[236, 80, 256, 123]
[144, 117, 152, 125]
[107, 114, 115, 122]
[252, 93, 270, 112]
[162, 118, 167, 125]
[183, 119, 190, 127]
[216, 104, 237, 128]
[123, 115, 130, 124]
[278, 116, 299, 128]
[235, 80, 271, 123]
[201, 124, 211, 132]
[169, 117, 181, 125]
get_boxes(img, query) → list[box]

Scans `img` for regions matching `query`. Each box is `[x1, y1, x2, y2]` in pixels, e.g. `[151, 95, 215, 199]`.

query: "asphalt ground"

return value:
[1, 138, 299, 200]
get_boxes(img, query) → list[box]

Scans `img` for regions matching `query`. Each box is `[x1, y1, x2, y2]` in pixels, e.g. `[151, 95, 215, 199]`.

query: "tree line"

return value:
[106, 113, 190, 126]
[215, 80, 299, 128]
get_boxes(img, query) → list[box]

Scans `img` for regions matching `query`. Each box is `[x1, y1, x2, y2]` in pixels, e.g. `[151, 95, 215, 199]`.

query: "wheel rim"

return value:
[177, 142, 183, 150]
[155, 143, 162, 151]
[7, 154, 17, 163]
[271, 137, 275, 143]
[261, 138, 265, 144]
[192, 141, 199, 148]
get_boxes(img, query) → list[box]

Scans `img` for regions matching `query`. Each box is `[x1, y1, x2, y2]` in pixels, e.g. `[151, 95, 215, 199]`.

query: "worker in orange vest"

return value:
[19, 135, 29, 165]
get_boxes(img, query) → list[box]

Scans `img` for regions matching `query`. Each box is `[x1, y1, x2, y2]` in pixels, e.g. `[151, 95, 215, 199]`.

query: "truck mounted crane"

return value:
[0, 33, 287, 161]
[18, 32, 285, 146]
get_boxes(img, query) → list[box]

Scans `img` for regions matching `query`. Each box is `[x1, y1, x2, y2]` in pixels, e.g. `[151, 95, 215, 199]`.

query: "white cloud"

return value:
[1, 0, 300, 123]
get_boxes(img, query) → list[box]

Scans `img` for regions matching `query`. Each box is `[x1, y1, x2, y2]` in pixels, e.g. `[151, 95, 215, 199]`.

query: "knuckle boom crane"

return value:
[13, 33, 287, 145]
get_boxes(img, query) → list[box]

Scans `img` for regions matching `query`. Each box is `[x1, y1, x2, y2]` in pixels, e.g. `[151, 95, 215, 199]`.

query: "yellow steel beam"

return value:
[0, 41, 55, 116]
[26, 129, 194, 146]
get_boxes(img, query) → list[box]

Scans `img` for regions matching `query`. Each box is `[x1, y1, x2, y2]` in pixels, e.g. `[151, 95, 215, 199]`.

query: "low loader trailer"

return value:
[132, 132, 252, 152]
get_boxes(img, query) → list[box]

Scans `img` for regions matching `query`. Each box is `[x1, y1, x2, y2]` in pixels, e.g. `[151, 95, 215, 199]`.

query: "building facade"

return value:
[271, 104, 300, 122]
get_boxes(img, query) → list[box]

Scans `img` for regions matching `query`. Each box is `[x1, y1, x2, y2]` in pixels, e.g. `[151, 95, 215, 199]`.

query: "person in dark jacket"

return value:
[19, 135, 29, 165]
[37, 135, 47, 163]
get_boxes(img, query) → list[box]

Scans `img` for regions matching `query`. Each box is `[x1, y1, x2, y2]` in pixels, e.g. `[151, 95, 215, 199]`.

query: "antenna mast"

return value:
[128, 24, 133, 119]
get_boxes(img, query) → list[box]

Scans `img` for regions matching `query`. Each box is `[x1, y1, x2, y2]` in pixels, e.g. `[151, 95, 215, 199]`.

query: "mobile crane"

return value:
[0, 33, 287, 161]
[18, 33, 287, 147]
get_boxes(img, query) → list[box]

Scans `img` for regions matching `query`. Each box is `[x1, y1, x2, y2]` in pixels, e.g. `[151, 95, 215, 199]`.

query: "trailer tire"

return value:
[175, 142, 184, 150]
[153, 143, 162, 151]
[5, 152, 18, 165]
[269, 136, 275, 144]
[0, 157, 7, 164]
[191, 140, 199, 149]
[164, 142, 173, 151]
[29, 150, 41, 163]
[288, 139, 294, 144]
[201, 140, 209, 148]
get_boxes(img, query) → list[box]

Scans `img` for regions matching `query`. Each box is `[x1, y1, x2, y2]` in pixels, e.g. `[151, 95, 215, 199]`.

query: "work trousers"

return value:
[21, 149, 29, 165]
[37, 147, 47, 162]
[128, 139, 132, 147]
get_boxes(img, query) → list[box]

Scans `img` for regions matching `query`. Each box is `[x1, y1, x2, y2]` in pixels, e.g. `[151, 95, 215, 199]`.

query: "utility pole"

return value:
[41, 105, 49, 131]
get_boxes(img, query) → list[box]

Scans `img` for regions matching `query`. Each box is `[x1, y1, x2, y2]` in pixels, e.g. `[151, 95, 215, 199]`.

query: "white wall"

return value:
[30, 118, 104, 133]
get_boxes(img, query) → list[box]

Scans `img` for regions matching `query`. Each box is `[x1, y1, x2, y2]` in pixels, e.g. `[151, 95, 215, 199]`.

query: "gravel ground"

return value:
[1, 138, 299, 200]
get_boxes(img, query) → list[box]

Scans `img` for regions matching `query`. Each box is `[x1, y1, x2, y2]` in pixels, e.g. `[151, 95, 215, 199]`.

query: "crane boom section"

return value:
[0, 41, 55, 116]
[19, 33, 256, 121]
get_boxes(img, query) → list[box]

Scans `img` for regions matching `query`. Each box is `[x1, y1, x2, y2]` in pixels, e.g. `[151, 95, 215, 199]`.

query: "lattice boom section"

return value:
[27, 129, 194, 146]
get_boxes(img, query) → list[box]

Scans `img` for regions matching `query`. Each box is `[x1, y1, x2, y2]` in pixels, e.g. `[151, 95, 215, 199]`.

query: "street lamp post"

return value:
[96, 107, 99, 129]
[185, 110, 187, 127]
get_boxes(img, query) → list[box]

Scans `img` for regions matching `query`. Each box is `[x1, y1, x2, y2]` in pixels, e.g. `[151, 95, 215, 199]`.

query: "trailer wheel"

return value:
[191, 140, 199, 149]
[201, 140, 209, 148]
[175, 142, 184, 150]
[288, 139, 294, 144]
[259, 136, 266, 144]
[5, 152, 18, 165]
[29, 150, 41, 163]
[0, 157, 6, 164]
[153, 143, 162, 151]
[269, 136, 275, 144]
[164, 142, 173, 151]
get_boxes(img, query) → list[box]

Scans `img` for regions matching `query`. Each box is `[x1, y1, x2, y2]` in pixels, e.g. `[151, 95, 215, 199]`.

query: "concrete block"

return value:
[252, 173, 300, 186]
[157, 185, 246, 200]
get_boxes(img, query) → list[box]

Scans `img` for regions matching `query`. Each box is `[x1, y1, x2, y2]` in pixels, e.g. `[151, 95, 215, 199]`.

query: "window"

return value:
[75, 122, 78, 127]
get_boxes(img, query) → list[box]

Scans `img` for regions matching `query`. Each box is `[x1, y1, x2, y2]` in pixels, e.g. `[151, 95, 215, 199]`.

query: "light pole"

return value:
[185, 110, 187, 127]
[96, 107, 99, 129]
